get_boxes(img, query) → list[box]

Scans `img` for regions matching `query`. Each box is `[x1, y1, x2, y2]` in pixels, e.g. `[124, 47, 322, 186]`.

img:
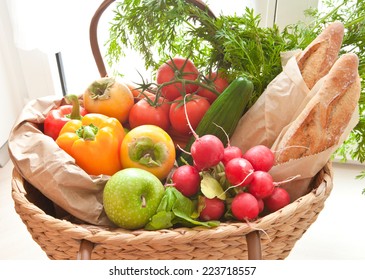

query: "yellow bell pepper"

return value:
[56, 113, 125, 176]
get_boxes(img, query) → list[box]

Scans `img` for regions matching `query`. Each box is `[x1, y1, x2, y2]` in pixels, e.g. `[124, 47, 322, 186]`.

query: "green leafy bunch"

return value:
[106, 0, 365, 165]
[106, 0, 292, 105]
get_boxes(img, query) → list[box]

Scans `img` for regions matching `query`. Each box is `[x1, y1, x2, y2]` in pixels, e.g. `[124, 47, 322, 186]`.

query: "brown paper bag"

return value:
[269, 106, 358, 201]
[8, 95, 114, 226]
[230, 55, 314, 152]
[230, 52, 359, 201]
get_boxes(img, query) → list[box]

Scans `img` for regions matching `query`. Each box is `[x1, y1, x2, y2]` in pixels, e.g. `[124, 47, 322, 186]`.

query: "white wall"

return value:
[0, 0, 28, 154]
[275, 0, 319, 28]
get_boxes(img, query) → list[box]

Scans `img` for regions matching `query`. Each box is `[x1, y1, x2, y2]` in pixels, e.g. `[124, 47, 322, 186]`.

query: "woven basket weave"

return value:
[11, 162, 333, 260]
[10, 0, 334, 260]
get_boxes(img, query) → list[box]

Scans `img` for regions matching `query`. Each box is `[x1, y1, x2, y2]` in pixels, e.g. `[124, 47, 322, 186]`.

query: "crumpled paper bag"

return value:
[230, 54, 316, 152]
[8, 95, 114, 226]
[270, 106, 358, 201]
[230, 53, 359, 201]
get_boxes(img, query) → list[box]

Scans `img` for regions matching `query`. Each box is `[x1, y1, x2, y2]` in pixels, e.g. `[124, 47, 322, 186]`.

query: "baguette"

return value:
[275, 53, 360, 164]
[296, 21, 344, 90]
[230, 22, 344, 153]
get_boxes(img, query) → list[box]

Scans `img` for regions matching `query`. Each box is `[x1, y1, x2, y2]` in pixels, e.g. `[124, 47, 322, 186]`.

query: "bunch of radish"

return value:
[168, 96, 292, 223]
[170, 128, 291, 222]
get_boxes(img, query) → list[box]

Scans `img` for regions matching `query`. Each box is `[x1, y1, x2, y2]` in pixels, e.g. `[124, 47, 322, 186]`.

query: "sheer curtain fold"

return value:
[0, 0, 28, 148]
[6, 0, 107, 98]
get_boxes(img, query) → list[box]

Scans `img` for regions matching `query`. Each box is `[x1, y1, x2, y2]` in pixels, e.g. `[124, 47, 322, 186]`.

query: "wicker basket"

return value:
[11, 162, 333, 260]
[10, 0, 334, 260]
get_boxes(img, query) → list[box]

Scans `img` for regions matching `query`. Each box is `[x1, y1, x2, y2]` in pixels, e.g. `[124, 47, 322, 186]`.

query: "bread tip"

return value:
[340, 52, 359, 67]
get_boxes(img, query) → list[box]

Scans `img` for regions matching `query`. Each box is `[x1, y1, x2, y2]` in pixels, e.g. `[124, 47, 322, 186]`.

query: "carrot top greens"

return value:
[106, 0, 365, 165]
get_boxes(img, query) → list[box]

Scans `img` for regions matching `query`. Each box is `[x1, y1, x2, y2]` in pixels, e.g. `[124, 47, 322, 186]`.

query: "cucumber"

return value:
[179, 76, 254, 164]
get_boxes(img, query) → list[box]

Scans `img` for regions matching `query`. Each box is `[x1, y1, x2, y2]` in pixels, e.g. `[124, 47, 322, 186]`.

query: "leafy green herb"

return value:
[145, 187, 219, 230]
[106, 0, 365, 165]
[106, 0, 290, 105]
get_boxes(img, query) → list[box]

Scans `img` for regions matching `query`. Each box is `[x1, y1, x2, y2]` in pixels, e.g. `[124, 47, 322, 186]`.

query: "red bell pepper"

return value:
[44, 94, 88, 140]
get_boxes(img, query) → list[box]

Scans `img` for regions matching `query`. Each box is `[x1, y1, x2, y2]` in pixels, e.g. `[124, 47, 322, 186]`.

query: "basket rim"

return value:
[11, 162, 333, 244]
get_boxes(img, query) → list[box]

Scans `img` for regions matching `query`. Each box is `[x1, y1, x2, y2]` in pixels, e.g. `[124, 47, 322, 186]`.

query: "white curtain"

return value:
[0, 0, 27, 150]
[6, 0, 118, 98]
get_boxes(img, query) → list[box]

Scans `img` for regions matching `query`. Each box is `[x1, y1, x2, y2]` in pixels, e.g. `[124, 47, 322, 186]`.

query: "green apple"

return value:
[103, 168, 165, 229]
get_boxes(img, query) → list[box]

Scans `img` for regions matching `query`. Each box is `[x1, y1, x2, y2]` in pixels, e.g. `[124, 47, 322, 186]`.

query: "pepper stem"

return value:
[76, 124, 98, 141]
[65, 94, 82, 120]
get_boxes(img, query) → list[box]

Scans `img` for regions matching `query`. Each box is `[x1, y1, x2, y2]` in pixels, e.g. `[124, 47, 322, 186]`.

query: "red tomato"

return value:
[156, 57, 199, 101]
[198, 71, 229, 104]
[169, 94, 210, 135]
[128, 96, 170, 131]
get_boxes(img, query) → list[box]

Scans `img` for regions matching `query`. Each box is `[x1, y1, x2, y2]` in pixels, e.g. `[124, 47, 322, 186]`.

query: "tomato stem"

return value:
[157, 77, 220, 97]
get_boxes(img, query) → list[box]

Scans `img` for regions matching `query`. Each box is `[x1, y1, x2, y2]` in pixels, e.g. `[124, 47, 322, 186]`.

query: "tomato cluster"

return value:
[128, 57, 229, 143]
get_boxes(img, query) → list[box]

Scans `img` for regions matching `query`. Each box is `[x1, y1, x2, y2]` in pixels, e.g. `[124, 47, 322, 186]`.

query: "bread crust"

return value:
[275, 53, 360, 164]
[296, 21, 344, 90]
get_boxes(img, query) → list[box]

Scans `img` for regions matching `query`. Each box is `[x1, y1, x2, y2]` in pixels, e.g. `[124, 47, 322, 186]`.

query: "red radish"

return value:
[243, 145, 275, 172]
[257, 198, 264, 213]
[171, 165, 201, 197]
[191, 135, 225, 170]
[231, 192, 259, 220]
[222, 145, 243, 166]
[247, 171, 274, 199]
[263, 187, 290, 213]
[182, 95, 224, 170]
[199, 196, 225, 221]
[224, 157, 254, 187]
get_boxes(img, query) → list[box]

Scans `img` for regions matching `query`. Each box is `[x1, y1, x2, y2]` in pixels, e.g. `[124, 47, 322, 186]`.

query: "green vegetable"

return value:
[180, 76, 253, 165]
[200, 172, 226, 200]
[145, 187, 219, 230]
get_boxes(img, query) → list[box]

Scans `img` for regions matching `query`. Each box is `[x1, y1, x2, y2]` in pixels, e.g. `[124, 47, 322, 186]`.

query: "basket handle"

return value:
[90, 0, 115, 78]
[89, 0, 216, 77]
[89, 0, 263, 260]
[246, 231, 262, 260]
[77, 239, 94, 260]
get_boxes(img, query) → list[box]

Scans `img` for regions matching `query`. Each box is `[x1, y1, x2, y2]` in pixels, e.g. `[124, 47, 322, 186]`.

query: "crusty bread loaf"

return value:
[275, 53, 360, 164]
[296, 21, 344, 90]
[230, 22, 345, 154]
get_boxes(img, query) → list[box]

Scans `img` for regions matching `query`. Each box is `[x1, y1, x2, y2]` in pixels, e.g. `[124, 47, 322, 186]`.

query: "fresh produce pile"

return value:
[42, 54, 294, 230]
[30, 1, 361, 231]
